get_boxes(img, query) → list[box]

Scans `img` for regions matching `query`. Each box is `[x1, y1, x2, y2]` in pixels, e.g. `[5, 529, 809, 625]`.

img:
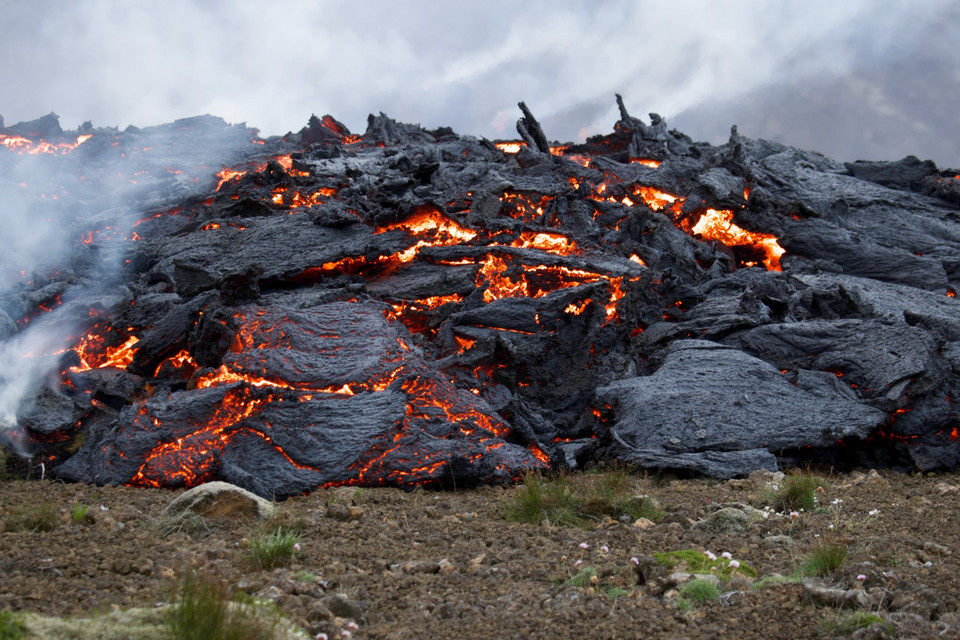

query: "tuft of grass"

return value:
[153, 511, 213, 538]
[0, 612, 28, 640]
[802, 541, 848, 577]
[247, 527, 301, 570]
[4, 501, 58, 532]
[70, 503, 93, 524]
[770, 473, 827, 512]
[679, 579, 720, 604]
[504, 466, 663, 529]
[606, 586, 631, 599]
[818, 611, 892, 637]
[566, 566, 598, 588]
[504, 471, 583, 527]
[166, 570, 278, 640]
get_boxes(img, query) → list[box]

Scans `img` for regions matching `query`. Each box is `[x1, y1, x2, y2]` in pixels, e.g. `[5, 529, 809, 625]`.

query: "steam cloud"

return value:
[0, 115, 256, 453]
[0, 0, 957, 167]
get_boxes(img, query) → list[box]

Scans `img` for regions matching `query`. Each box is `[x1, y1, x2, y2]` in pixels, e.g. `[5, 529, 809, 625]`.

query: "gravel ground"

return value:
[2, 468, 959, 639]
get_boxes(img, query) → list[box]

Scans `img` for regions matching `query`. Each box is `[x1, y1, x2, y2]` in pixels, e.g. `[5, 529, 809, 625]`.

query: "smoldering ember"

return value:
[1, 98, 959, 499]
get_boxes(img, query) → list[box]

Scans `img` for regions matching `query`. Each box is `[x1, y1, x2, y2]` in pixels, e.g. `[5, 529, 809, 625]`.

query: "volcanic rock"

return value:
[596, 341, 886, 477]
[2, 98, 960, 496]
[164, 480, 276, 521]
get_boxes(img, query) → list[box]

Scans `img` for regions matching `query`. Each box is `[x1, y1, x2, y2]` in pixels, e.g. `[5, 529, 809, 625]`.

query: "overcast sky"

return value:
[1, 0, 958, 168]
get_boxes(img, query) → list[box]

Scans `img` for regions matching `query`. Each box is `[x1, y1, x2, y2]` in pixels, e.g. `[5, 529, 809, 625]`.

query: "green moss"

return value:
[0, 612, 28, 640]
[653, 549, 757, 579]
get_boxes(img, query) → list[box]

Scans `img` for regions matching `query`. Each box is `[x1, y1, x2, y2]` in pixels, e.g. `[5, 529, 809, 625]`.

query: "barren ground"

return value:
[2, 467, 959, 639]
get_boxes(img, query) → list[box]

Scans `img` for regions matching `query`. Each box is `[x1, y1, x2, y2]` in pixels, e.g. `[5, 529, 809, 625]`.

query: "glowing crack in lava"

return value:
[104, 302, 543, 493]
[0, 133, 93, 155]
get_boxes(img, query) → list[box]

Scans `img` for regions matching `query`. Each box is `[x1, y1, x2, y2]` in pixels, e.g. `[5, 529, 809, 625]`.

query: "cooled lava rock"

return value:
[2, 98, 960, 497]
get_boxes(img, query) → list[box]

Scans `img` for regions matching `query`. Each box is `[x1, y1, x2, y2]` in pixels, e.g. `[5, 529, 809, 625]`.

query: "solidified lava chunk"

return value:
[3, 99, 960, 498]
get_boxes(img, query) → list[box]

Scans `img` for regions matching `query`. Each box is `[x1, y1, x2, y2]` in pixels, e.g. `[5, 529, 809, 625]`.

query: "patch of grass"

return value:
[802, 541, 848, 577]
[153, 511, 213, 538]
[653, 549, 757, 579]
[248, 527, 301, 570]
[566, 566, 598, 588]
[605, 586, 631, 599]
[769, 473, 827, 512]
[503, 471, 583, 527]
[71, 503, 93, 524]
[679, 579, 719, 604]
[4, 501, 57, 532]
[504, 465, 663, 529]
[166, 570, 278, 640]
[818, 611, 892, 637]
[0, 612, 28, 640]
[750, 572, 803, 590]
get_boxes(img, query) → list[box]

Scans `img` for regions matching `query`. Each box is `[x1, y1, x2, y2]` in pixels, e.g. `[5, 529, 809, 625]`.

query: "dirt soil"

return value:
[2, 468, 960, 639]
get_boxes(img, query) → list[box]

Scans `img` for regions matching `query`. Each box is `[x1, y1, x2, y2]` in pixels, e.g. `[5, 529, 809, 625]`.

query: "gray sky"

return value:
[1, 0, 958, 167]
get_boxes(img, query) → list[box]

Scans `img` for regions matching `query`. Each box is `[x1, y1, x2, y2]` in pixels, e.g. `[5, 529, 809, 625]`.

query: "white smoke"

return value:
[0, 0, 955, 164]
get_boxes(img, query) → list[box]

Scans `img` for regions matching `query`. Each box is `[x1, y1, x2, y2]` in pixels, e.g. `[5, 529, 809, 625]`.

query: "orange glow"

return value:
[499, 191, 554, 222]
[548, 145, 568, 156]
[495, 141, 525, 154]
[377, 205, 477, 243]
[604, 277, 626, 320]
[689, 208, 785, 271]
[630, 185, 684, 214]
[1, 133, 93, 155]
[200, 222, 221, 231]
[454, 335, 475, 353]
[566, 154, 591, 167]
[153, 350, 199, 377]
[506, 230, 579, 255]
[629, 158, 661, 168]
[564, 300, 590, 315]
[948, 288, 957, 298]
[215, 168, 245, 191]
[629, 254, 646, 266]
[68, 327, 139, 373]
[528, 443, 550, 464]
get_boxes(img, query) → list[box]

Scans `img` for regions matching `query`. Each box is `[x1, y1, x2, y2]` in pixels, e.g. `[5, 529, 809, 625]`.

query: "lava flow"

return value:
[10, 97, 955, 500]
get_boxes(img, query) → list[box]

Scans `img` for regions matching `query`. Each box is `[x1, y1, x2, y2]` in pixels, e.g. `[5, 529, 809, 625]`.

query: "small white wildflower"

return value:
[293, 543, 301, 552]
[704, 551, 717, 561]
[579, 542, 589, 550]
[831, 498, 843, 505]
[857, 574, 866, 582]
[828, 524, 835, 530]
[789, 511, 800, 520]
[315, 634, 328, 640]
[631, 557, 640, 565]
[574, 559, 583, 566]
[601, 545, 609, 554]
[924, 561, 933, 567]
[868, 509, 880, 516]
[346, 621, 359, 631]
[341, 631, 351, 639]
[721, 552, 732, 559]
[729, 560, 740, 569]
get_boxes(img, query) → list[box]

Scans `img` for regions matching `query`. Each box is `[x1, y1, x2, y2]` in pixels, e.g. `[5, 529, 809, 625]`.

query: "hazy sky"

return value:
[2, 0, 958, 167]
